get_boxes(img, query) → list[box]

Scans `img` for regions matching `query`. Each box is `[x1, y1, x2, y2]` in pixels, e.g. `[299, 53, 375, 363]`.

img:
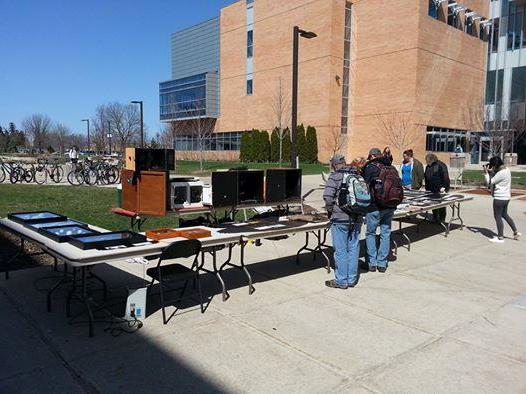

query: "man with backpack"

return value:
[323, 154, 369, 289]
[363, 148, 404, 273]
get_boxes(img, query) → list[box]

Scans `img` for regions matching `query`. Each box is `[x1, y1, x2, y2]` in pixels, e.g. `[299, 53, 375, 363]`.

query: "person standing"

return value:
[68, 146, 79, 164]
[424, 153, 450, 222]
[400, 149, 425, 190]
[382, 147, 393, 165]
[363, 148, 401, 273]
[323, 154, 363, 289]
[484, 156, 521, 243]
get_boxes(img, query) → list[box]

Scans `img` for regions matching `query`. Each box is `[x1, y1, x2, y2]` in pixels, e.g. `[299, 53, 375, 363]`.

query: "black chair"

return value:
[147, 239, 204, 324]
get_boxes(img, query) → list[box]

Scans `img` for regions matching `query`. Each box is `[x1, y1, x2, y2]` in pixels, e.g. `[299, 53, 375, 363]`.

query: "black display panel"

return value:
[135, 149, 175, 171]
[68, 231, 147, 250]
[8, 211, 67, 225]
[265, 169, 302, 203]
[38, 225, 99, 243]
[238, 170, 264, 204]
[212, 171, 238, 207]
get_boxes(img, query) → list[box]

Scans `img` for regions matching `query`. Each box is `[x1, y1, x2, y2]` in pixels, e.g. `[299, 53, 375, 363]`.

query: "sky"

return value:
[0, 0, 235, 139]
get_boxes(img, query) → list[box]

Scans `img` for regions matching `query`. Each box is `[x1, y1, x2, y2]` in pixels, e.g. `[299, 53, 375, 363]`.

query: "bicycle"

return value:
[9, 162, 35, 184]
[0, 157, 16, 183]
[33, 158, 65, 184]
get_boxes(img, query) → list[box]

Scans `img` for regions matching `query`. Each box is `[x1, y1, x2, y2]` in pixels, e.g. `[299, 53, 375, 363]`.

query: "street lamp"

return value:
[130, 100, 144, 148]
[291, 26, 317, 168]
[107, 120, 112, 155]
[81, 119, 90, 152]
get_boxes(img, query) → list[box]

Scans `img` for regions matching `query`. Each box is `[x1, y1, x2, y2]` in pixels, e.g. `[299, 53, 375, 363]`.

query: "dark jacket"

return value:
[362, 156, 393, 211]
[323, 166, 362, 223]
[424, 160, 450, 194]
[411, 159, 425, 189]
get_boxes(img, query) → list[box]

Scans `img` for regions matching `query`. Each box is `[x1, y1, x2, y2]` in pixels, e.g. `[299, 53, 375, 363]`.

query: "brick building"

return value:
[159, 0, 490, 164]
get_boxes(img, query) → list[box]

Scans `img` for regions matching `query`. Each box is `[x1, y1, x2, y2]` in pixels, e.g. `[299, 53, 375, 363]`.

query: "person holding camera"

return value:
[484, 156, 521, 243]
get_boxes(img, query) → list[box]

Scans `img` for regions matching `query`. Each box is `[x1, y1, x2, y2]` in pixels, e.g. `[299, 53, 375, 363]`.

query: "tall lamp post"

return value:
[291, 26, 317, 168]
[81, 119, 90, 152]
[107, 120, 112, 155]
[130, 100, 144, 148]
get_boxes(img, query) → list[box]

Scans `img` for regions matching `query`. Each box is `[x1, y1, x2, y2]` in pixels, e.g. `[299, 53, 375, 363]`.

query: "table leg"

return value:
[47, 261, 71, 312]
[239, 241, 255, 295]
[296, 232, 310, 265]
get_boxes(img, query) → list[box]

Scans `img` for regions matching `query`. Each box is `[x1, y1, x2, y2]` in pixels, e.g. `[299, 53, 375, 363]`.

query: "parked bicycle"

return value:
[8, 162, 35, 184]
[33, 158, 64, 184]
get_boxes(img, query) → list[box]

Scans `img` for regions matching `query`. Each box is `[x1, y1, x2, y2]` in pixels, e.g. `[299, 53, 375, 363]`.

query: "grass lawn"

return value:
[0, 184, 180, 231]
[174, 161, 327, 176]
[462, 170, 526, 187]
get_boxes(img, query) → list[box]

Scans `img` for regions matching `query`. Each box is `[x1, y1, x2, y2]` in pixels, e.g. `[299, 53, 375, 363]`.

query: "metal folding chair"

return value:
[147, 239, 204, 324]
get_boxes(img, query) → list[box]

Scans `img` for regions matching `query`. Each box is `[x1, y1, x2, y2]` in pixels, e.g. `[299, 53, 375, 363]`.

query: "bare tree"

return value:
[104, 102, 142, 151]
[374, 111, 422, 152]
[51, 122, 71, 154]
[22, 114, 52, 151]
[463, 99, 526, 158]
[270, 77, 291, 164]
[160, 122, 176, 149]
[91, 105, 109, 154]
[190, 116, 216, 171]
[324, 126, 346, 157]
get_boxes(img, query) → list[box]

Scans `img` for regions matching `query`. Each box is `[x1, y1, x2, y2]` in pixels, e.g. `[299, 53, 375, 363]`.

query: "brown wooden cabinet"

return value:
[120, 169, 168, 217]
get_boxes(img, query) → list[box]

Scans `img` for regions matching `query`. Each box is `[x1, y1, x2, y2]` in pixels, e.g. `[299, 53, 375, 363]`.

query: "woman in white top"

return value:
[68, 146, 79, 164]
[484, 156, 520, 243]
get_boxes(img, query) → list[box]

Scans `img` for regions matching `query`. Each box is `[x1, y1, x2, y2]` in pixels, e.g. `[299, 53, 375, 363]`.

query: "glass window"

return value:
[247, 30, 253, 58]
[246, 78, 253, 95]
[485, 70, 496, 104]
[511, 66, 526, 102]
[492, 18, 499, 52]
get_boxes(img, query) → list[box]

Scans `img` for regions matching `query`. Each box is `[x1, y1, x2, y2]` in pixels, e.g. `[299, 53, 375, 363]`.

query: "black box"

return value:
[265, 169, 302, 203]
[211, 170, 265, 207]
[8, 211, 66, 225]
[38, 225, 100, 243]
[68, 231, 147, 250]
[135, 149, 175, 172]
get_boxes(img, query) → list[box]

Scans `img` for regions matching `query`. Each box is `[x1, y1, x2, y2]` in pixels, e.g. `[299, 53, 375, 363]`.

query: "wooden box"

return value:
[178, 228, 212, 240]
[145, 228, 182, 241]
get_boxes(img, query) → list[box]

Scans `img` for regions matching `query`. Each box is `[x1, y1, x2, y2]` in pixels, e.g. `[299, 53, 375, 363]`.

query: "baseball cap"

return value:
[330, 154, 345, 165]
[369, 148, 381, 156]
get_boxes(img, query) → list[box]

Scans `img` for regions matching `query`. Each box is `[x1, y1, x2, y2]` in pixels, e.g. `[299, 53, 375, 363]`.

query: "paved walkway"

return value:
[0, 180, 525, 393]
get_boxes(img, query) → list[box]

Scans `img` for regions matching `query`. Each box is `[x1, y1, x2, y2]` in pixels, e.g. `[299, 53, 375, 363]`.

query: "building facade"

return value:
[160, 0, 490, 163]
[486, 0, 526, 164]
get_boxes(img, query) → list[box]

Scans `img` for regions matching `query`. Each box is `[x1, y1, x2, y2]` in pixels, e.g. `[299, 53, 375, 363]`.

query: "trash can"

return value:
[115, 184, 122, 208]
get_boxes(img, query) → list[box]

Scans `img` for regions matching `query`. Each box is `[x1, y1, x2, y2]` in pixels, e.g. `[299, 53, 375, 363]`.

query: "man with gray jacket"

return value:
[323, 154, 363, 289]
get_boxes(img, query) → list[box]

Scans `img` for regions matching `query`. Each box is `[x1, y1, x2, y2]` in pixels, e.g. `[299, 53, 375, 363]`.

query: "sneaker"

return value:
[369, 266, 377, 272]
[377, 267, 387, 273]
[488, 237, 505, 243]
[325, 280, 348, 289]
[514, 232, 522, 240]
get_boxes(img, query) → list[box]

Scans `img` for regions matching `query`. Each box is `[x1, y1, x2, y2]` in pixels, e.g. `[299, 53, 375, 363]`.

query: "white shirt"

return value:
[69, 149, 78, 160]
[485, 167, 512, 200]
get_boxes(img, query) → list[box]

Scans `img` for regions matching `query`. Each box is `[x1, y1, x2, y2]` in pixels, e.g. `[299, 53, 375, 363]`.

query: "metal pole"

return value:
[140, 101, 144, 148]
[107, 120, 112, 155]
[86, 120, 90, 152]
[291, 26, 299, 168]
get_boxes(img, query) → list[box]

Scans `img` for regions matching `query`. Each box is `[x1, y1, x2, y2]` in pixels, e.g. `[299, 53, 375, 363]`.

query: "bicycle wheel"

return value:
[50, 166, 64, 183]
[10, 168, 21, 184]
[84, 169, 98, 185]
[34, 168, 47, 184]
[24, 168, 34, 183]
[0, 166, 5, 183]
[67, 170, 84, 186]
[106, 166, 120, 184]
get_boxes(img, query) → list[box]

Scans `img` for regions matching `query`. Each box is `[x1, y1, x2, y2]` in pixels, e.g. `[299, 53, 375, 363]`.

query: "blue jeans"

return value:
[331, 221, 362, 286]
[365, 209, 395, 268]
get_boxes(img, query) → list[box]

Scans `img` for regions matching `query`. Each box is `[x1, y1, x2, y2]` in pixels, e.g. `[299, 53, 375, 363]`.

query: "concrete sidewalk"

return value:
[1, 183, 525, 393]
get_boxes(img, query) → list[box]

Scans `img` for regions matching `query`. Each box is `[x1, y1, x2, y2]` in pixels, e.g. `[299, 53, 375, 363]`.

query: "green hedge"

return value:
[241, 125, 317, 164]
